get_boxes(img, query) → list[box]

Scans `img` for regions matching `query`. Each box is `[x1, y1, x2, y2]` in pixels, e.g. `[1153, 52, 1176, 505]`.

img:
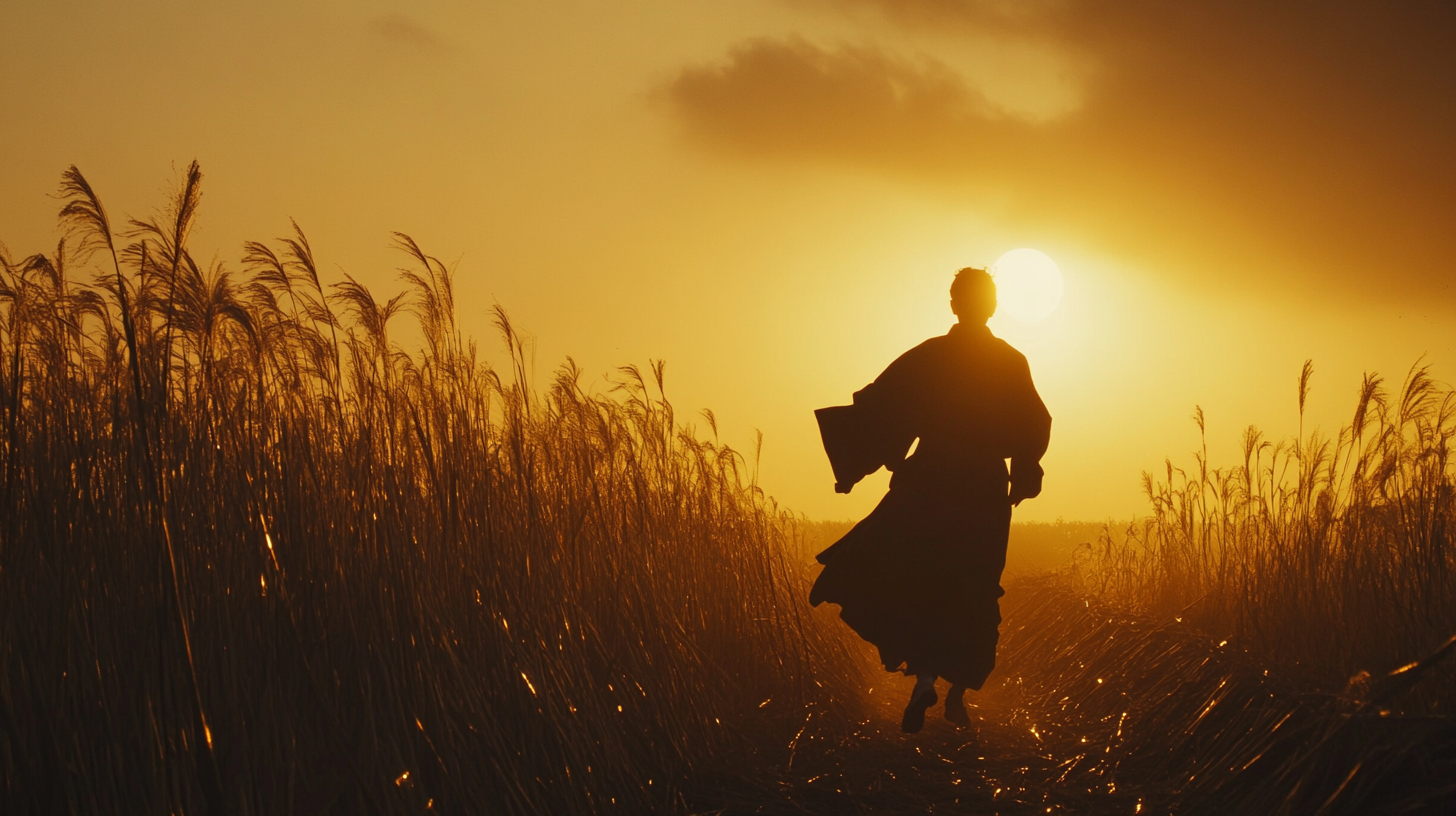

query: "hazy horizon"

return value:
[5, 0, 1454, 523]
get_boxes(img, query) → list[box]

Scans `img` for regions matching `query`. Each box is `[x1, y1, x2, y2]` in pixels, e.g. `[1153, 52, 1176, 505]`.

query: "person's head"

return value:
[950, 267, 996, 324]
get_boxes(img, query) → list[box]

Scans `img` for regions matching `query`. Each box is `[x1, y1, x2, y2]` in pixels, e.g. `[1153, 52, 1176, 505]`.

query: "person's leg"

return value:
[944, 683, 970, 726]
[901, 674, 938, 733]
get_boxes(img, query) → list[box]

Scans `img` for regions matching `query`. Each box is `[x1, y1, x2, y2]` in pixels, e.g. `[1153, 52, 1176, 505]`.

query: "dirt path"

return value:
[695, 581, 1456, 816]
[694, 675, 1155, 815]
[773, 686, 1150, 815]
[693, 582, 1170, 815]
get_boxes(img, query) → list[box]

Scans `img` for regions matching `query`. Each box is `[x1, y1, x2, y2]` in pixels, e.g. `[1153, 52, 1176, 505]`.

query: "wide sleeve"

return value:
[815, 405, 880, 493]
[814, 349, 921, 493]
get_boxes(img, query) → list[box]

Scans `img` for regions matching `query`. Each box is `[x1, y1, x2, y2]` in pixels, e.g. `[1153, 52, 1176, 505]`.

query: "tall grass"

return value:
[1074, 361, 1456, 706]
[0, 165, 860, 814]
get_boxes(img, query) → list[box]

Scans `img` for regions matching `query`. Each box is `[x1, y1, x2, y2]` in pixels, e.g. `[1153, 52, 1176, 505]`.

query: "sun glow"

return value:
[991, 249, 1064, 322]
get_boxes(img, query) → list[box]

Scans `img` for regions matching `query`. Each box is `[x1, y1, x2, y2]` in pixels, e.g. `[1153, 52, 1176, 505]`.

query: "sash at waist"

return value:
[890, 450, 1008, 493]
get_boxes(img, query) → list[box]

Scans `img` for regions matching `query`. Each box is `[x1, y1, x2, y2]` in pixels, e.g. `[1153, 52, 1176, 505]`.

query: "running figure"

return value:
[811, 267, 1051, 733]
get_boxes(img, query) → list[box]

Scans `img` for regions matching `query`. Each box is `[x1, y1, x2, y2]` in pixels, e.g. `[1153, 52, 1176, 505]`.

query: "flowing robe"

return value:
[809, 322, 1051, 688]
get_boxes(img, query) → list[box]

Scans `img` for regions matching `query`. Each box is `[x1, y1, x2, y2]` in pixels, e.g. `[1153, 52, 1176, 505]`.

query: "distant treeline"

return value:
[797, 518, 1111, 578]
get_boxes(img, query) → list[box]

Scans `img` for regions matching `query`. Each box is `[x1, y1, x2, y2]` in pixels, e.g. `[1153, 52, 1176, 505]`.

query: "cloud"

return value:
[368, 13, 444, 51]
[791, 0, 1068, 34]
[666, 2, 1456, 300]
[667, 38, 1006, 156]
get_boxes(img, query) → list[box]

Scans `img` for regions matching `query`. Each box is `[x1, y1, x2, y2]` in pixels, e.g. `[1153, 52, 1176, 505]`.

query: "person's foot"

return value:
[901, 679, 938, 734]
[944, 684, 970, 727]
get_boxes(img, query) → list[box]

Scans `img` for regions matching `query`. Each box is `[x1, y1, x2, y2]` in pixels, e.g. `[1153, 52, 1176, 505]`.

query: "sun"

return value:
[991, 248, 1064, 322]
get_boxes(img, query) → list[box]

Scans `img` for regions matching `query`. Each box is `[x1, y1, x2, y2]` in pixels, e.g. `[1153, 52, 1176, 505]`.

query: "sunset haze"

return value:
[4, 0, 1454, 524]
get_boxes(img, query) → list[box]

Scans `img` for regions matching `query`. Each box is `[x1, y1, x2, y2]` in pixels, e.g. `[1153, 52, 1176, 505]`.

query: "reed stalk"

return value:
[1072, 361, 1456, 708]
[0, 166, 861, 814]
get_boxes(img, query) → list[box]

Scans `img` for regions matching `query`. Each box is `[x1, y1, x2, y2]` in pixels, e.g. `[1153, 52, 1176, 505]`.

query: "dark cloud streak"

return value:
[667, 1, 1456, 301]
[368, 13, 444, 51]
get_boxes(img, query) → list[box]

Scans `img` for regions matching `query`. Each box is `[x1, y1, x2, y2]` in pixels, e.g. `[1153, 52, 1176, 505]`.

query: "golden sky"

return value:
[4, 1, 1454, 522]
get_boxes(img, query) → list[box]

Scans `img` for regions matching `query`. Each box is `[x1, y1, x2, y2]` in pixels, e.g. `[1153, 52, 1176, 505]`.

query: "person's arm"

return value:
[1007, 356, 1052, 506]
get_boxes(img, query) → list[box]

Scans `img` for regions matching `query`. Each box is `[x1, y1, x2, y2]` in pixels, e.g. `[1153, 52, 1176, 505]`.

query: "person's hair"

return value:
[950, 267, 996, 323]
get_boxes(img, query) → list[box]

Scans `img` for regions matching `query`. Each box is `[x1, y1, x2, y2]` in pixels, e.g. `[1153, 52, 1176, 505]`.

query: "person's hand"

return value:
[1008, 460, 1043, 507]
[1009, 482, 1040, 507]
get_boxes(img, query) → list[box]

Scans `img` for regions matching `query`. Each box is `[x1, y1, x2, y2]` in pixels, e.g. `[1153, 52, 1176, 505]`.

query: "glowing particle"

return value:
[395, 771, 410, 786]
[521, 672, 537, 696]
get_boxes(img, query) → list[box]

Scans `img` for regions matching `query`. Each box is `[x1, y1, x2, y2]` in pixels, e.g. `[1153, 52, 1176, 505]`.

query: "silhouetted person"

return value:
[810, 267, 1051, 733]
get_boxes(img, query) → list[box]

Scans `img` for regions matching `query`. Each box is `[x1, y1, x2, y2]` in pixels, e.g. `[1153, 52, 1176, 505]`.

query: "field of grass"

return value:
[3, 165, 1453, 815]
[0, 165, 863, 814]
[1070, 363, 1456, 709]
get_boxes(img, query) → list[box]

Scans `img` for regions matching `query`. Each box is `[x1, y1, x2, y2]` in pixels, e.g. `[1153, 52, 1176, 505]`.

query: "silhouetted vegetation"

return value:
[3, 164, 1452, 815]
[1073, 362, 1456, 710]
[0, 164, 861, 814]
